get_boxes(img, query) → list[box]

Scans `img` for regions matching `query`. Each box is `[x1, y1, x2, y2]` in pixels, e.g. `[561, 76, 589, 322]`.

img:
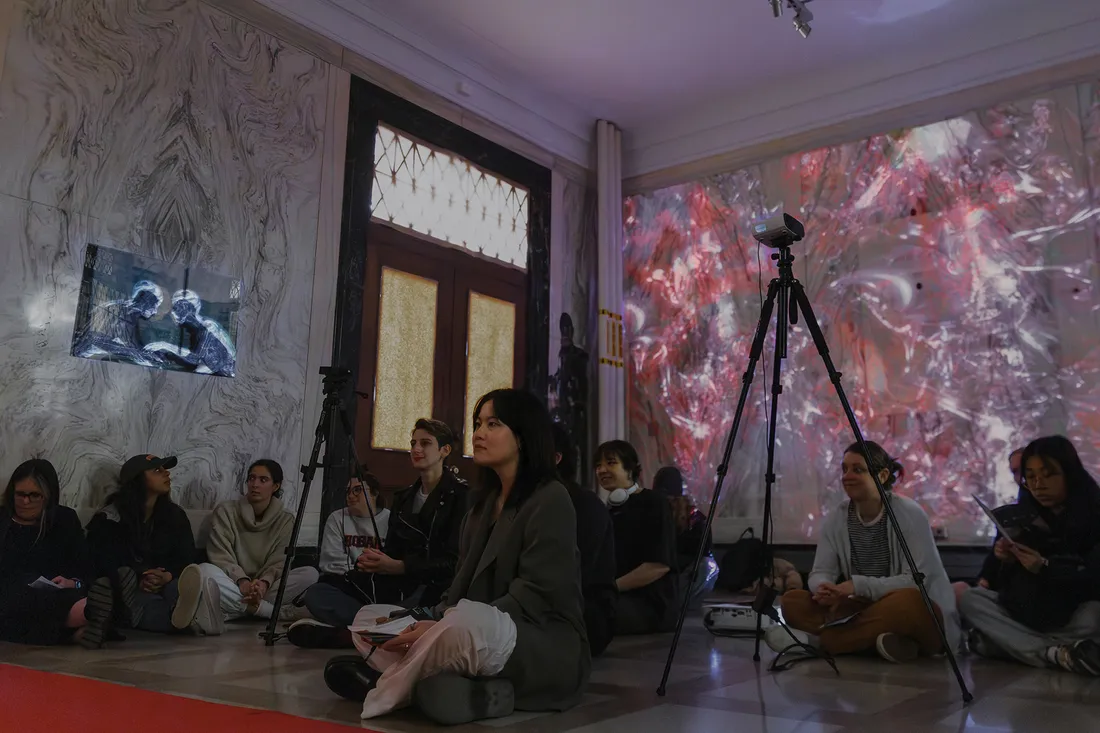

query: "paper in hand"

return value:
[28, 576, 61, 590]
[972, 495, 1015, 542]
[360, 616, 416, 636]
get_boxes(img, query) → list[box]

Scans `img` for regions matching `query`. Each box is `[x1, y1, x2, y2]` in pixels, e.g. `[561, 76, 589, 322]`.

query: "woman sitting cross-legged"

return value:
[287, 473, 390, 649]
[324, 389, 590, 725]
[773, 441, 959, 663]
[174, 459, 319, 632]
[959, 435, 1100, 676]
[0, 459, 92, 645]
[84, 454, 198, 647]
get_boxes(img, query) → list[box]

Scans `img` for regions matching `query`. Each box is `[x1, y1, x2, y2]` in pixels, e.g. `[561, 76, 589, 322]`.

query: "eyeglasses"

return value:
[14, 491, 44, 503]
[346, 485, 364, 497]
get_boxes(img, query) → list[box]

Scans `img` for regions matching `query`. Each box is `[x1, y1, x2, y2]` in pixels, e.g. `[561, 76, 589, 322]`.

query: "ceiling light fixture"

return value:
[769, 0, 815, 38]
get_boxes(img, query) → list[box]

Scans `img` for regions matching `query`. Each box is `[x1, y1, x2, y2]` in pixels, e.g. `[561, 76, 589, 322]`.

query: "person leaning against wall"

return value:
[83, 454, 198, 648]
[172, 458, 319, 634]
[0, 459, 92, 646]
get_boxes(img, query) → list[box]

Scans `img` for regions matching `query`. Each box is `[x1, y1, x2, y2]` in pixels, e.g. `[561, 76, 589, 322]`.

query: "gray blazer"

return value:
[442, 479, 591, 711]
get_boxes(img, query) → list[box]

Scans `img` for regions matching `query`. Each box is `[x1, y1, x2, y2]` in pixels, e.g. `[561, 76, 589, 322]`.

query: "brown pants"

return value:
[780, 588, 944, 656]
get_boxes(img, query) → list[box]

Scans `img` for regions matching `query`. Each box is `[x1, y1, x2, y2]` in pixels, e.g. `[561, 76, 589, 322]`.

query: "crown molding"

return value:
[254, 0, 594, 170]
[624, 14, 1100, 186]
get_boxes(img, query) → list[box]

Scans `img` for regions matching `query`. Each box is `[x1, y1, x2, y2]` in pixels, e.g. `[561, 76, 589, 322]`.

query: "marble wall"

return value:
[0, 0, 329, 512]
[549, 170, 598, 477]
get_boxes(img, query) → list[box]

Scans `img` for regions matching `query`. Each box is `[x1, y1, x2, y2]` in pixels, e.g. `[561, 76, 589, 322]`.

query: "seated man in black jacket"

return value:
[289, 418, 468, 648]
[84, 455, 214, 647]
[552, 422, 617, 656]
[596, 440, 680, 635]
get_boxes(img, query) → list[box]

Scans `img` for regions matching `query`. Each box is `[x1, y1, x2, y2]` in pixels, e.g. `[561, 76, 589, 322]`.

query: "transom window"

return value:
[372, 124, 529, 270]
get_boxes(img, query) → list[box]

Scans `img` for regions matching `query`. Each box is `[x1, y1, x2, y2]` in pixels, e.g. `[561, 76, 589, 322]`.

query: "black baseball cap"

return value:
[120, 454, 178, 485]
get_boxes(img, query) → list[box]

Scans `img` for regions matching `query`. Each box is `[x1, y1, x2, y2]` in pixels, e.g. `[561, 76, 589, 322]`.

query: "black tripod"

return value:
[260, 366, 383, 646]
[657, 233, 973, 703]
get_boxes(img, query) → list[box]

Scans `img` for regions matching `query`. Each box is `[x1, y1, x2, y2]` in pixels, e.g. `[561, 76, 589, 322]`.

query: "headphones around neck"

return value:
[608, 483, 640, 507]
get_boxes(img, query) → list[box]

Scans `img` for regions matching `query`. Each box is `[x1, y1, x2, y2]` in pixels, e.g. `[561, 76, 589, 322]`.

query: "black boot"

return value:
[324, 655, 381, 701]
[413, 673, 515, 725]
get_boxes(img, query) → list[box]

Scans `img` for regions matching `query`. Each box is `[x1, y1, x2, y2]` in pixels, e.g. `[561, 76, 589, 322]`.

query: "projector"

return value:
[751, 212, 805, 247]
[702, 603, 777, 633]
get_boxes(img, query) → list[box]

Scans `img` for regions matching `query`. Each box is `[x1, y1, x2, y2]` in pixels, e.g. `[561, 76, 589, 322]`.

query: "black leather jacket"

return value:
[385, 469, 469, 606]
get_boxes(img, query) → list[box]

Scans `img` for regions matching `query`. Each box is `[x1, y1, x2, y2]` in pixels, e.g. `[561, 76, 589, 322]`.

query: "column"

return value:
[596, 120, 626, 442]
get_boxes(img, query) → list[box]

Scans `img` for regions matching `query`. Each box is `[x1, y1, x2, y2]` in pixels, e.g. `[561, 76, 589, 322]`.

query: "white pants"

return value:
[349, 600, 517, 719]
[196, 563, 319, 620]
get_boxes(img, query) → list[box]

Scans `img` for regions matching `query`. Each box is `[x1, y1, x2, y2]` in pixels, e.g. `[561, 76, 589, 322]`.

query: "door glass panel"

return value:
[463, 292, 516, 456]
[372, 267, 437, 450]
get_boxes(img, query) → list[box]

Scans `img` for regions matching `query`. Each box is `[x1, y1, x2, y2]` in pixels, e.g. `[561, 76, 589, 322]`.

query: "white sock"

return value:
[255, 600, 275, 619]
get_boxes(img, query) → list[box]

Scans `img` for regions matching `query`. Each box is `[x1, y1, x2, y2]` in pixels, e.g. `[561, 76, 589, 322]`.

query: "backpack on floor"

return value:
[715, 528, 765, 592]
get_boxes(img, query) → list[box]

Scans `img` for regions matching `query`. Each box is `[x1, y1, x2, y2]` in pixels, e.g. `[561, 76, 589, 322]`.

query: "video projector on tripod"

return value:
[657, 210, 974, 704]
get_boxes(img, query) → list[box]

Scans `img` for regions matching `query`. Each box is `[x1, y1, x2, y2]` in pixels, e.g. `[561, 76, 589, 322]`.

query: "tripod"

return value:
[657, 239, 973, 703]
[260, 366, 383, 646]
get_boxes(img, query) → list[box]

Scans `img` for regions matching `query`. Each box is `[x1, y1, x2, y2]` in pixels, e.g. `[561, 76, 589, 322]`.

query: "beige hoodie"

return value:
[207, 497, 294, 586]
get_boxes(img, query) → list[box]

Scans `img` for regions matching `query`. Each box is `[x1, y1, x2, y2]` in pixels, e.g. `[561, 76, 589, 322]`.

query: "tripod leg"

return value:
[261, 392, 336, 646]
[657, 277, 782, 696]
[790, 282, 973, 703]
[754, 275, 789, 662]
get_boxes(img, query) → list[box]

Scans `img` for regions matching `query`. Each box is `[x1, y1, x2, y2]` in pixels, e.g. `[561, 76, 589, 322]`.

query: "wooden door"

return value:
[356, 223, 527, 491]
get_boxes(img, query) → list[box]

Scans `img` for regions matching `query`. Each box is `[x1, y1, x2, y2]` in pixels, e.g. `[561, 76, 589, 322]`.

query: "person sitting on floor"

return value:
[596, 440, 680, 635]
[174, 459, 319, 633]
[653, 465, 718, 606]
[84, 454, 200, 647]
[953, 447, 1026, 604]
[288, 473, 390, 648]
[774, 440, 959, 663]
[959, 435, 1100, 676]
[0, 459, 92, 646]
[552, 422, 617, 656]
[290, 419, 466, 649]
[324, 389, 590, 725]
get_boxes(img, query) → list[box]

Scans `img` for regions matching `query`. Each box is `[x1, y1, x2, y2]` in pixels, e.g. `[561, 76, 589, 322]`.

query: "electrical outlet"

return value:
[932, 525, 948, 541]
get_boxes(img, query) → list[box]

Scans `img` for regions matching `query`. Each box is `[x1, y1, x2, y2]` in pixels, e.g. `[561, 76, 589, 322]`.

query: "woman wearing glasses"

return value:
[0, 459, 93, 645]
[289, 474, 391, 648]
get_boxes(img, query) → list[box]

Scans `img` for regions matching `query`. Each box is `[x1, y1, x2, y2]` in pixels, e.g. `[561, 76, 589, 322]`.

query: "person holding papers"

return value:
[324, 389, 589, 725]
[960, 435, 1100, 675]
[773, 441, 958, 663]
[0, 459, 92, 645]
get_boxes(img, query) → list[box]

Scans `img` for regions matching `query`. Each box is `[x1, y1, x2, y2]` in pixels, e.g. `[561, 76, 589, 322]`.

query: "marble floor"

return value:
[1, 618, 1098, 732]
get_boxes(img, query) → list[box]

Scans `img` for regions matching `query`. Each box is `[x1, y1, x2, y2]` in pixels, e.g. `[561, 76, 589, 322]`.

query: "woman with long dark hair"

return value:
[960, 435, 1100, 675]
[0, 459, 91, 644]
[84, 454, 196, 647]
[327, 389, 589, 725]
[776, 440, 958, 663]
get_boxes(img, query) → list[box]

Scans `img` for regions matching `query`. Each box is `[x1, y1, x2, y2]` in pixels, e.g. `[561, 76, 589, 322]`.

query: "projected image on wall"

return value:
[71, 244, 241, 377]
[624, 85, 1100, 544]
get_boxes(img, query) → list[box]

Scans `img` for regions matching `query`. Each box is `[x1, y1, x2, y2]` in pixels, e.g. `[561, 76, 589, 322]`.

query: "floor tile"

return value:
[564, 704, 842, 733]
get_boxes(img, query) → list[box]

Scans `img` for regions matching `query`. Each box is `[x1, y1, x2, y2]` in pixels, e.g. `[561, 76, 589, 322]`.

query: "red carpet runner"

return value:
[0, 664, 376, 732]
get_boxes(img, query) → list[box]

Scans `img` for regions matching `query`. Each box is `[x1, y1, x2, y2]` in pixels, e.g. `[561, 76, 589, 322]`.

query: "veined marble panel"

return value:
[0, 0, 328, 512]
[549, 171, 596, 476]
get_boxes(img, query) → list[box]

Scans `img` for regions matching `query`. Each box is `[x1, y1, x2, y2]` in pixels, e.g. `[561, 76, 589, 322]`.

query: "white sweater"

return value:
[318, 508, 390, 575]
[809, 494, 961, 652]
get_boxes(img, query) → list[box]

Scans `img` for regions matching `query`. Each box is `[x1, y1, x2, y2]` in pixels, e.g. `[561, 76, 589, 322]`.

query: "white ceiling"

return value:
[261, 0, 1100, 176]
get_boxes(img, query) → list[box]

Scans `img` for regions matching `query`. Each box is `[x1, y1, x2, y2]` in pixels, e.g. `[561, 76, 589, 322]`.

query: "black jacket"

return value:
[0, 507, 93, 590]
[995, 510, 1100, 630]
[568, 485, 617, 655]
[384, 470, 469, 606]
[86, 500, 196, 580]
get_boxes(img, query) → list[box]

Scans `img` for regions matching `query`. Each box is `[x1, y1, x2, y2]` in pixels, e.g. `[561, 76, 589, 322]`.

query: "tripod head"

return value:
[320, 366, 352, 394]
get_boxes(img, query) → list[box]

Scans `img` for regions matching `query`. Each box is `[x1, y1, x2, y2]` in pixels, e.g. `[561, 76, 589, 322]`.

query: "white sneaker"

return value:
[171, 565, 226, 635]
[765, 624, 812, 653]
[191, 578, 226, 636]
